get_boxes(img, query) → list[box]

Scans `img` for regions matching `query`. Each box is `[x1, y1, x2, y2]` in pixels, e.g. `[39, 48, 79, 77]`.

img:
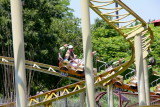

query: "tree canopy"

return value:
[0, 0, 160, 103]
[0, 0, 82, 99]
[91, 18, 131, 62]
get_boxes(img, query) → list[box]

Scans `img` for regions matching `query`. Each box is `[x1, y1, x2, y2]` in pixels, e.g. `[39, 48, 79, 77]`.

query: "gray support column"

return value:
[143, 58, 150, 105]
[80, 92, 86, 107]
[134, 34, 146, 106]
[107, 84, 114, 107]
[81, 0, 95, 106]
[10, 0, 27, 107]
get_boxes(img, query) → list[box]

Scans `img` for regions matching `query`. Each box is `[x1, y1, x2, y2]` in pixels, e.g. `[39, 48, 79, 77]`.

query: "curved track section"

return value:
[29, 61, 133, 106]
[0, 0, 154, 106]
[89, 0, 153, 58]
[27, 0, 153, 106]
[0, 59, 133, 106]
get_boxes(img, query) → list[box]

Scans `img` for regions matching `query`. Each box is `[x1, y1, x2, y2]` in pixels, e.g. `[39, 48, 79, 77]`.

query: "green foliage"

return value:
[150, 25, 160, 60]
[22, 0, 82, 65]
[149, 24, 160, 75]
[91, 18, 119, 38]
[91, 18, 131, 62]
[1, 0, 160, 100]
[22, 0, 82, 94]
[91, 19, 160, 88]
[92, 36, 131, 61]
[0, 0, 82, 97]
[134, 20, 140, 26]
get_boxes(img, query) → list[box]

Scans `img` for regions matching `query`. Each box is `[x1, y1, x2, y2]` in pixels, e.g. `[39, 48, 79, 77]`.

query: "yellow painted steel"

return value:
[126, 26, 147, 40]
[0, 0, 154, 106]
[0, 59, 133, 107]
[26, 0, 153, 106]
[91, 0, 113, 3]
[110, 18, 136, 23]
[104, 13, 130, 17]
[0, 56, 81, 81]
[102, 8, 123, 15]
[92, 1, 114, 7]
[111, 13, 130, 21]
[95, 7, 122, 10]
[124, 24, 142, 36]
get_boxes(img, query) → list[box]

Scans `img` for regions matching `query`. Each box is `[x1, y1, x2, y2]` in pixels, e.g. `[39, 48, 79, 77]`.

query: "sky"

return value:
[69, 0, 160, 24]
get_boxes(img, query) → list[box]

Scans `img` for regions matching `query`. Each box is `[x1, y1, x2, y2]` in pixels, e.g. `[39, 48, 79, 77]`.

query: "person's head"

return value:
[92, 51, 96, 56]
[64, 44, 68, 48]
[68, 45, 73, 51]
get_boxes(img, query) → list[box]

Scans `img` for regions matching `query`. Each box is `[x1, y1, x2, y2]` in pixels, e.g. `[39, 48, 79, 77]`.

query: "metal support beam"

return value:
[134, 34, 146, 106]
[80, 92, 86, 107]
[143, 58, 150, 105]
[45, 103, 53, 107]
[81, 0, 95, 106]
[115, 3, 119, 27]
[119, 91, 122, 107]
[10, 0, 27, 107]
[107, 84, 114, 107]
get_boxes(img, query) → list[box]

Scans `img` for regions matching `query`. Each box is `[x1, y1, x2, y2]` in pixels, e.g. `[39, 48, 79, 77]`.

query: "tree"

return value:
[91, 18, 119, 38]
[91, 18, 131, 62]
[0, 0, 82, 101]
[0, 0, 14, 101]
[149, 24, 160, 74]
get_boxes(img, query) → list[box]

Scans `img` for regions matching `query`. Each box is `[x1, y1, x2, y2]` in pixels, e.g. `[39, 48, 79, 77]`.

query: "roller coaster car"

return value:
[112, 75, 123, 86]
[128, 76, 137, 90]
[155, 84, 160, 95]
[59, 60, 85, 77]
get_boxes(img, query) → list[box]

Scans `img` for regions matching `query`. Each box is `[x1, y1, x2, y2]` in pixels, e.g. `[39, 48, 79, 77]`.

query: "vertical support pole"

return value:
[143, 58, 150, 105]
[81, 0, 95, 106]
[65, 98, 68, 107]
[134, 34, 146, 106]
[10, 0, 27, 107]
[45, 103, 53, 107]
[118, 91, 122, 107]
[80, 92, 86, 107]
[115, 3, 119, 27]
[107, 84, 114, 107]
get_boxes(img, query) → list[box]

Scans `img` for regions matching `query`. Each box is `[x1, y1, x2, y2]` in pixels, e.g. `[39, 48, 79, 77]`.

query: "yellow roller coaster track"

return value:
[0, 0, 154, 106]
[0, 56, 81, 81]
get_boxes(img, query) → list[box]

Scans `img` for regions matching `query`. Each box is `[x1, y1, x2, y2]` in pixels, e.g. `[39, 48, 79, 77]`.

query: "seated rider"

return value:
[58, 44, 68, 61]
[64, 45, 78, 68]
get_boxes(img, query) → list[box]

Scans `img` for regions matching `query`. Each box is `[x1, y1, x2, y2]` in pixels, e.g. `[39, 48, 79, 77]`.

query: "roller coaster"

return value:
[0, 0, 159, 106]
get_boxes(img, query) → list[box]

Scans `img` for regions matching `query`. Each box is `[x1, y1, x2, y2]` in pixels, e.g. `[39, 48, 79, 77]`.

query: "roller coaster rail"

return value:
[151, 78, 160, 87]
[0, 0, 155, 106]
[0, 56, 81, 81]
[125, 68, 135, 79]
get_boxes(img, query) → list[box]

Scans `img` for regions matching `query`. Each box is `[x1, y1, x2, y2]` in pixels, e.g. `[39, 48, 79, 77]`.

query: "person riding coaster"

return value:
[63, 59, 84, 74]
[58, 44, 98, 76]
[59, 45, 84, 75]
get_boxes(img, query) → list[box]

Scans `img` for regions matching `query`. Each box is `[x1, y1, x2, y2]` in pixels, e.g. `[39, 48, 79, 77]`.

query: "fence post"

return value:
[107, 84, 114, 107]
[119, 91, 122, 107]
